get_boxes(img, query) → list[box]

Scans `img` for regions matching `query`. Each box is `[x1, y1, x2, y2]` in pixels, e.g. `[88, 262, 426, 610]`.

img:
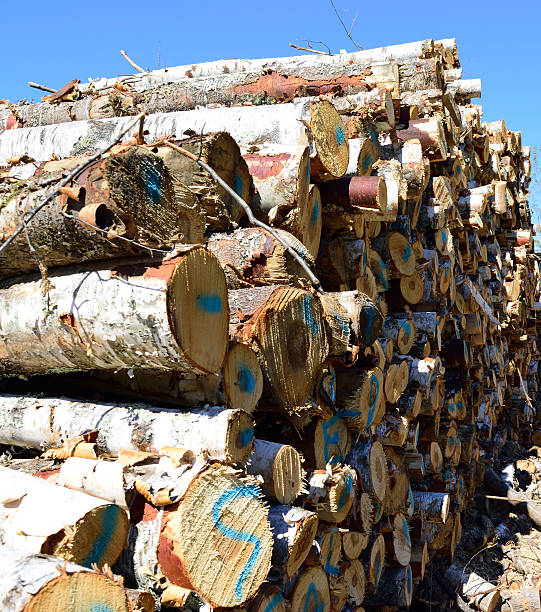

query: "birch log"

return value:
[0, 466, 128, 568]
[0, 248, 228, 375]
[0, 94, 364, 169]
[1, 63, 396, 129]
[246, 439, 303, 504]
[306, 466, 357, 523]
[267, 505, 319, 579]
[0, 145, 188, 279]
[0, 548, 132, 612]
[229, 285, 329, 412]
[151, 132, 253, 230]
[346, 440, 388, 502]
[120, 463, 273, 608]
[0, 395, 255, 462]
[207, 227, 315, 288]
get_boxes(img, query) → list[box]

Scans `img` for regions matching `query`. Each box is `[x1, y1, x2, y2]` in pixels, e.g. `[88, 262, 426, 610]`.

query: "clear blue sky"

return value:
[2, 0, 540, 213]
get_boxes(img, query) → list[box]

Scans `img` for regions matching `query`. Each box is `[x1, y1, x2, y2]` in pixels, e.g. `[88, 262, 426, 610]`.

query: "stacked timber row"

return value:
[0, 36, 538, 612]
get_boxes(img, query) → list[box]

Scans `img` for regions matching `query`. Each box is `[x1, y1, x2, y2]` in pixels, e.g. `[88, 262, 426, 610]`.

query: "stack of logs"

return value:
[0, 37, 537, 611]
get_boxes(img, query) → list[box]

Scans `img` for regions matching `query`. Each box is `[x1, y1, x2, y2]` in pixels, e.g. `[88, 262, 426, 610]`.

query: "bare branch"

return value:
[329, 0, 363, 50]
[120, 50, 147, 74]
[289, 43, 331, 55]
[28, 82, 56, 93]
[347, 8, 360, 36]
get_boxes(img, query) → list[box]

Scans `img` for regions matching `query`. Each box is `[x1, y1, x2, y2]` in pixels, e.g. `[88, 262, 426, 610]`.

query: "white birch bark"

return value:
[0, 395, 254, 463]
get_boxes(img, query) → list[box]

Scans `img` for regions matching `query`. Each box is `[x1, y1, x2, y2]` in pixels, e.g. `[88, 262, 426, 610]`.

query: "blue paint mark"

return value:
[82, 505, 121, 567]
[449, 402, 456, 416]
[374, 501, 383, 522]
[329, 369, 336, 403]
[212, 485, 262, 601]
[401, 321, 412, 340]
[375, 557, 381, 584]
[442, 231, 448, 245]
[362, 244, 367, 273]
[86, 605, 114, 612]
[335, 125, 345, 146]
[306, 161, 311, 183]
[407, 565, 412, 594]
[337, 472, 353, 511]
[415, 427, 419, 447]
[364, 306, 375, 345]
[322, 416, 341, 464]
[362, 153, 372, 172]
[449, 436, 455, 451]
[238, 365, 255, 394]
[310, 198, 320, 226]
[334, 310, 349, 335]
[369, 127, 379, 147]
[324, 533, 340, 576]
[304, 582, 324, 612]
[403, 244, 412, 262]
[403, 518, 411, 547]
[421, 461, 426, 476]
[240, 427, 254, 447]
[197, 294, 222, 313]
[409, 485, 414, 511]
[264, 592, 284, 612]
[367, 374, 379, 428]
[302, 294, 320, 335]
[145, 165, 162, 205]
[457, 166, 461, 174]
[233, 174, 244, 196]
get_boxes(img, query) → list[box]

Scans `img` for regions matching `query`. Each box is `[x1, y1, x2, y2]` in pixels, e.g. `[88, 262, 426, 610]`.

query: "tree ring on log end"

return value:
[310, 100, 349, 179]
[388, 232, 416, 276]
[291, 565, 331, 612]
[300, 185, 322, 259]
[169, 247, 229, 374]
[400, 271, 424, 304]
[158, 464, 273, 608]
[252, 287, 329, 411]
[224, 408, 255, 463]
[369, 441, 387, 503]
[22, 570, 131, 612]
[222, 343, 263, 414]
[273, 444, 303, 505]
[344, 559, 366, 605]
[42, 503, 129, 569]
[369, 533, 385, 588]
[393, 513, 412, 566]
[286, 512, 319, 578]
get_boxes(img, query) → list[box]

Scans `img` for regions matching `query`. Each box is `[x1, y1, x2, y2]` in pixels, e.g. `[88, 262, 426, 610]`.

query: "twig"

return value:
[329, 0, 363, 50]
[289, 43, 331, 55]
[0, 112, 147, 259]
[347, 8, 359, 36]
[28, 82, 56, 93]
[120, 50, 147, 74]
[163, 140, 323, 291]
[482, 494, 541, 504]
[298, 39, 332, 54]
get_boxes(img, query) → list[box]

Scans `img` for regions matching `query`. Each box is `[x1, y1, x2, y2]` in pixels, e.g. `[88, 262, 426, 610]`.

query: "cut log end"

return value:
[43, 503, 129, 569]
[310, 100, 349, 178]
[158, 464, 273, 607]
[222, 343, 264, 414]
[369, 533, 386, 588]
[300, 184, 323, 258]
[344, 559, 366, 606]
[16, 567, 131, 612]
[291, 566, 331, 612]
[170, 248, 229, 374]
[272, 444, 304, 505]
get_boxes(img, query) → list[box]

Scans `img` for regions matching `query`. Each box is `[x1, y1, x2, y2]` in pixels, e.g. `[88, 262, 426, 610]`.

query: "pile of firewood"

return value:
[0, 37, 537, 612]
